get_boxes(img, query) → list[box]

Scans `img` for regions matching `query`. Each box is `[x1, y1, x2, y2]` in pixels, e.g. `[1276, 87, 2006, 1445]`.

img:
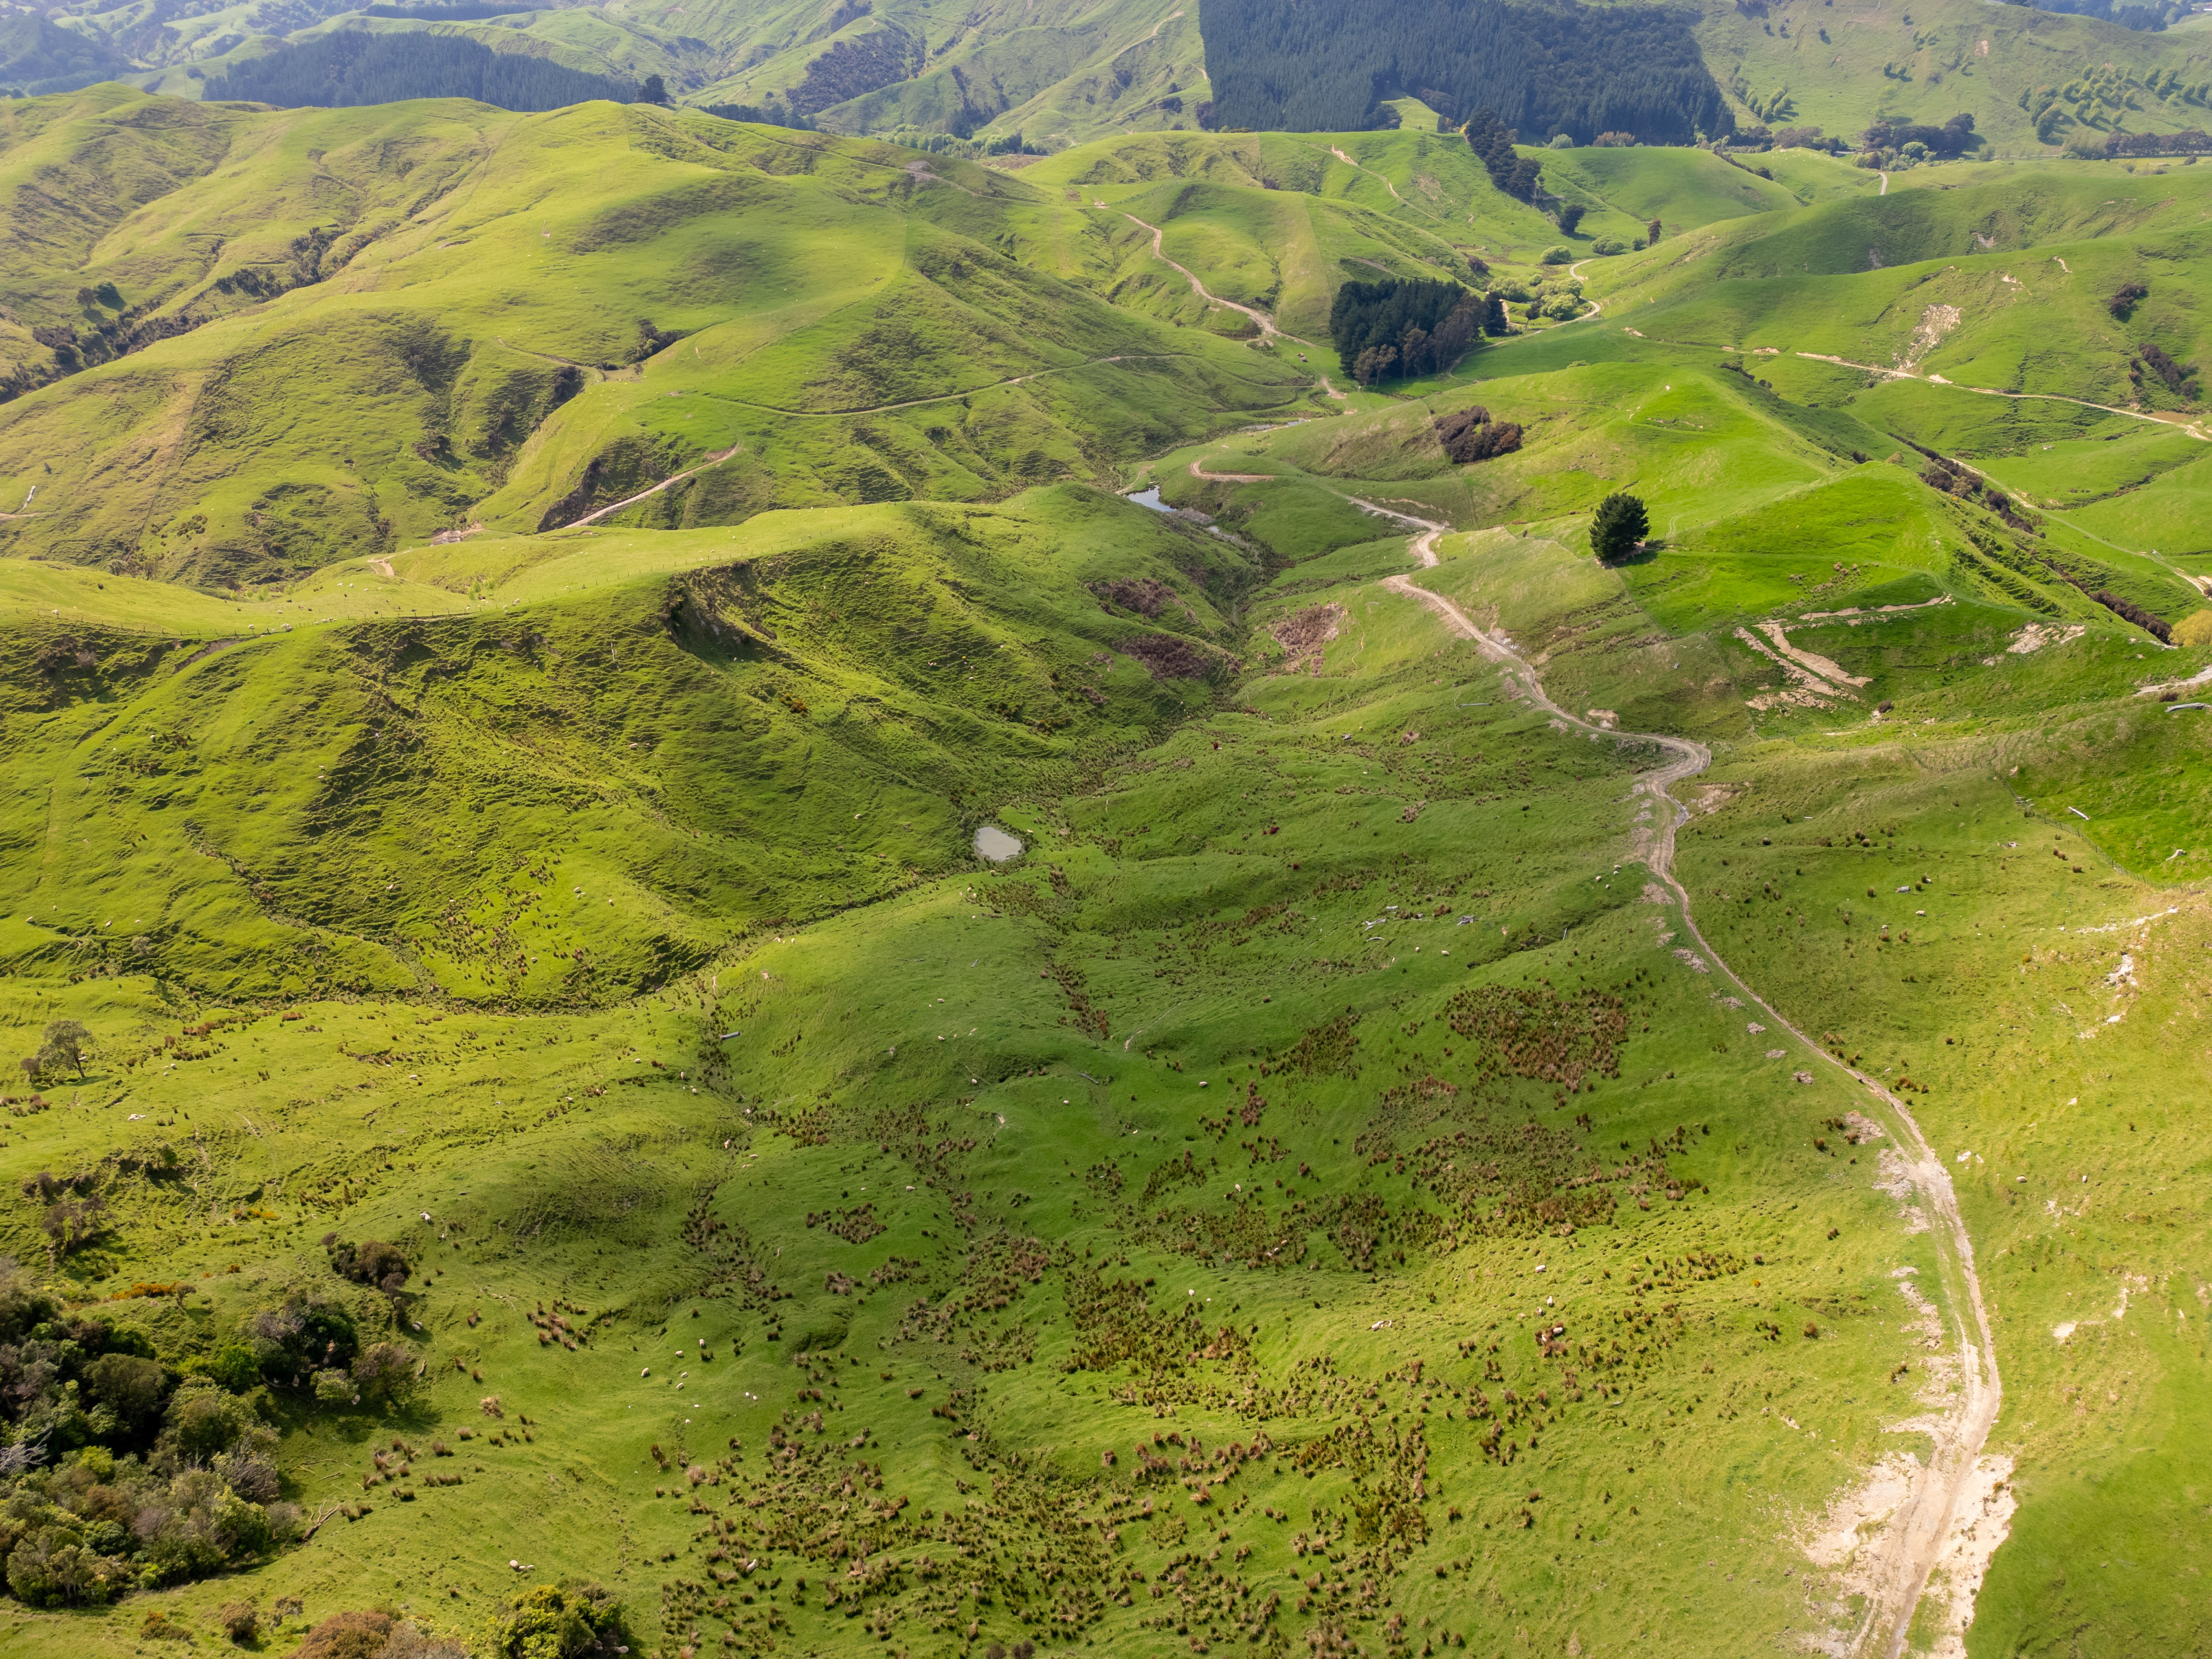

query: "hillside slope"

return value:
[0, 91, 1306, 583]
[1686, 0, 2212, 153]
[0, 66, 2207, 1659]
[30, 0, 1210, 145]
[1574, 160, 2212, 421]
[29, 0, 2211, 154]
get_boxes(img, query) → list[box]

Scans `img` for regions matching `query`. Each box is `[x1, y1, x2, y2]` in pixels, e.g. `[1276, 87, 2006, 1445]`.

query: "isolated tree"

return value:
[1647, 216, 1662, 244]
[39, 1020, 90, 1081]
[1591, 492, 1650, 562]
[41, 1192, 106, 1259]
[325, 1235, 409, 1293]
[1481, 293, 1509, 335]
[1554, 203, 1585, 236]
[350, 1342, 419, 1409]
[638, 73, 668, 106]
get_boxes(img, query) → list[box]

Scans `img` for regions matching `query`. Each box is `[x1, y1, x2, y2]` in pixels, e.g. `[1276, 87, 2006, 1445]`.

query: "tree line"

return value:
[1199, 0, 1732, 143]
[1859, 114, 1976, 159]
[2099, 127, 2212, 157]
[204, 32, 631, 112]
[1462, 107, 1541, 199]
[701, 102, 817, 130]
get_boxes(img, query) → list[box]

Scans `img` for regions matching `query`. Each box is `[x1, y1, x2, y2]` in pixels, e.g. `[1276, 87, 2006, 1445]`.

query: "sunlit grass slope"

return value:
[0, 487, 1256, 1005]
[1575, 162, 2212, 415]
[0, 91, 1307, 587]
[1021, 131, 1835, 338]
[0, 103, 2207, 1659]
[5, 422, 2208, 1658]
[1688, 0, 2212, 153]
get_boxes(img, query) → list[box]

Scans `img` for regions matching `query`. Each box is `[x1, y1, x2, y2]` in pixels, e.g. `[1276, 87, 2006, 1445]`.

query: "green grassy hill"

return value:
[0, 70, 2207, 1659]
[24, 0, 2212, 159]
[33, 0, 1209, 147]
[1687, 0, 2212, 152]
[0, 104, 1842, 591]
[0, 91, 1307, 585]
[1570, 159, 2212, 428]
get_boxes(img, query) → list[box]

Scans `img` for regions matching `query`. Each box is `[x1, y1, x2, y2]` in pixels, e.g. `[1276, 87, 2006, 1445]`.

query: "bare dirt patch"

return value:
[1093, 576, 1179, 619]
[1918, 1457, 2017, 1659]
[1119, 633, 1222, 681]
[1758, 621, 1870, 688]
[1875, 1147, 1930, 1234]
[1901, 303, 1963, 371]
[2005, 621, 2085, 655]
[1268, 603, 1346, 676]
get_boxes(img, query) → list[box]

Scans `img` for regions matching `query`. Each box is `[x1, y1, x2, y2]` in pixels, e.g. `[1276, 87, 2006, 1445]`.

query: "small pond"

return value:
[974, 824, 1024, 862]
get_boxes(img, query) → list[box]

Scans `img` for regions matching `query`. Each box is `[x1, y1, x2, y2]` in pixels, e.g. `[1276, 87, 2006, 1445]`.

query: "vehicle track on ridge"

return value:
[1114, 210, 1313, 345]
[1338, 497, 1999, 1659]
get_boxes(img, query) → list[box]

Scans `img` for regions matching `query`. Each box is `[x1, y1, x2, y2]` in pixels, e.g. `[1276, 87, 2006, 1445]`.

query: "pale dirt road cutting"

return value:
[1792, 352, 2210, 441]
[1357, 497, 2000, 1659]
[1324, 143, 1415, 208]
[1117, 211, 1314, 345]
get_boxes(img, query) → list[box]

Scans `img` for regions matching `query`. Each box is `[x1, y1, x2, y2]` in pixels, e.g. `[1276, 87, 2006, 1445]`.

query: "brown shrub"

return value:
[217, 1600, 259, 1643]
[1091, 576, 1176, 617]
[289, 1609, 393, 1659]
[1117, 633, 1219, 681]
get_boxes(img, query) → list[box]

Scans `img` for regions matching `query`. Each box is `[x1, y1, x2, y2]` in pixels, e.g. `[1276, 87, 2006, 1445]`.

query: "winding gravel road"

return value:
[1361, 500, 2003, 1659]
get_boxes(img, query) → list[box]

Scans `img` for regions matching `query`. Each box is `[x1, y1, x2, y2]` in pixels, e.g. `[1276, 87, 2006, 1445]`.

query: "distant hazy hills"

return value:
[6, 0, 2210, 152]
[10, 0, 1206, 147]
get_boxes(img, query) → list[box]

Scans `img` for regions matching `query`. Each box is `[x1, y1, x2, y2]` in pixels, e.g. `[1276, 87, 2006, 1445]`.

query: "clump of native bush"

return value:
[0, 1257, 422, 1609]
[289, 1607, 469, 1657]
[482, 1582, 632, 1658]
[324, 1235, 410, 1295]
[276, 1582, 628, 1659]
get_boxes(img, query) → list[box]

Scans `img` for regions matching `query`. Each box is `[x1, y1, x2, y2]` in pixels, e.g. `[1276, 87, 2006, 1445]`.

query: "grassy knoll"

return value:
[0, 488, 1256, 1005]
[1534, 144, 1799, 244]
[1573, 163, 2212, 419]
[1024, 132, 1840, 333]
